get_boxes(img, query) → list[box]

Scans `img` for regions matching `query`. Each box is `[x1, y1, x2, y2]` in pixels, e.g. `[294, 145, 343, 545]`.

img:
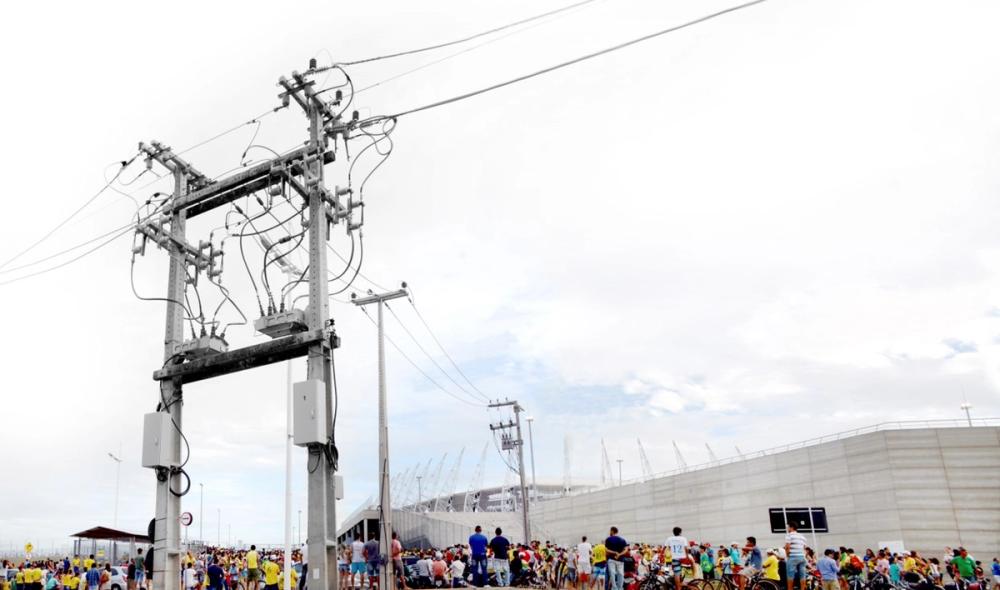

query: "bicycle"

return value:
[689, 569, 779, 590]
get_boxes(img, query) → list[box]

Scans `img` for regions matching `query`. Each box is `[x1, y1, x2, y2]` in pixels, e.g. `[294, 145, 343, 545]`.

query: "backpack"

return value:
[849, 556, 864, 573]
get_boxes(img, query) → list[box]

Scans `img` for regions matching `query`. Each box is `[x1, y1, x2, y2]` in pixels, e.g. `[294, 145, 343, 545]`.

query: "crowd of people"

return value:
[1, 524, 997, 590]
[380, 524, 998, 590]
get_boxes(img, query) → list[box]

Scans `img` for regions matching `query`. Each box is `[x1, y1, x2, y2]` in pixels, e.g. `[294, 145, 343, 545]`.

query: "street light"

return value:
[199, 483, 204, 543]
[525, 417, 537, 501]
[107, 446, 123, 527]
[616, 458, 623, 486]
[960, 402, 973, 427]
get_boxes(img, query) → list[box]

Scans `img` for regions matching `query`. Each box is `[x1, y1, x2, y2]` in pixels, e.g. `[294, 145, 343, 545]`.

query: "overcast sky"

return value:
[1, 0, 999, 550]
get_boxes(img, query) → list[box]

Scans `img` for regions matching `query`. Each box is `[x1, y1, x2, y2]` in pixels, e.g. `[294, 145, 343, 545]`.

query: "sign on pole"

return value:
[180, 512, 194, 527]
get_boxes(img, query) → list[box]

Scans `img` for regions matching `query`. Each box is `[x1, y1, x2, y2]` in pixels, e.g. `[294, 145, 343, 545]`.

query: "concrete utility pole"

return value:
[525, 416, 537, 501]
[351, 286, 409, 590]
[488, 400, 531, 544]
[140, 59, 365, 590]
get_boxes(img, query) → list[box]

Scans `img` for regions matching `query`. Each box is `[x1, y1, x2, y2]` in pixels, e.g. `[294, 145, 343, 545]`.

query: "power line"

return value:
[0, 155, 138, 272]
[384, 302, 489, 404]
[359, 307, 486, 407]
[383, 0, 769, 119]
[352, 0, 603, 96]
[327, 0, 603, 68]
[406, 297, 492, 402]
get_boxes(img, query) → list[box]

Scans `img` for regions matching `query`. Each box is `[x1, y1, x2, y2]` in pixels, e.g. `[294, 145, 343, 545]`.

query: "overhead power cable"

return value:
[0, 155, 138, 272]
[327, 0, 602, 68]
[359, 307, 486, 407]
[406, 297, 492, 402]
[382, 0, 769, 119]
[384, 302, 489, 403]
[352, 0, 603, 95]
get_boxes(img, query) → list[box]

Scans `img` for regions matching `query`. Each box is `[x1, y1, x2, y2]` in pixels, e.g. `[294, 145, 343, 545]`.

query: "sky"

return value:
[1, 0, 1000, 550]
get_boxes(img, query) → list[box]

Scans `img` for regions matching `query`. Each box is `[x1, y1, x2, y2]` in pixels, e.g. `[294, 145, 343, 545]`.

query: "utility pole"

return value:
[139, 59, 365, 590]
[108, 445, 123, 527]
[199, 483, 204, 543]
[525, 416, 537, 502]
[351, 286, 409, 590]
[488, 400, 531, 544]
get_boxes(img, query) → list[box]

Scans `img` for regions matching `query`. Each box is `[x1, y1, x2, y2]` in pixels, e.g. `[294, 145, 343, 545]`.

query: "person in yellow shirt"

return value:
[84, 556, 95, 572]
[15, 567, 25, 590]
[762, 550, 780, 581]
[262, 559, 281, 590]
[902, 554, 916, 573]
[73, 556, 81, 572]
[247, 546, 261, 587]
[277, 566, 298, 590]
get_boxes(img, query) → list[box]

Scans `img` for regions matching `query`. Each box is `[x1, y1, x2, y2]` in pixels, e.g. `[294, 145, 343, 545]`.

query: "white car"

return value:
[98, 567, 129, 590]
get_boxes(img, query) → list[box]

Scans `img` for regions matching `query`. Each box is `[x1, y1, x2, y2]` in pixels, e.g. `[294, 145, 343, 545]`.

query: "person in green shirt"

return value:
[951, 548, 976, 582]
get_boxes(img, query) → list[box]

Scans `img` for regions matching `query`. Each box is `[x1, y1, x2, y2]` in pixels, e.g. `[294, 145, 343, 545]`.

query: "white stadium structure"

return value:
[338, 420, 1000, 556]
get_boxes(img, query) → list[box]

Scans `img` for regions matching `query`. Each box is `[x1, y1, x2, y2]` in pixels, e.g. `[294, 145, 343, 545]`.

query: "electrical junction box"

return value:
[333, 474, 344, 500]
[142, 412, 177, 468]
[175, 334, 228, 359]
[255, 309, 308, 339]
[293, 379, 327, 446]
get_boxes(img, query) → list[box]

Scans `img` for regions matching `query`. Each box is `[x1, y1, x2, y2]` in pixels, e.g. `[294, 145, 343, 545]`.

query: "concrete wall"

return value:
[392, 510, 523, 550]
[532, 427, 1000, 556]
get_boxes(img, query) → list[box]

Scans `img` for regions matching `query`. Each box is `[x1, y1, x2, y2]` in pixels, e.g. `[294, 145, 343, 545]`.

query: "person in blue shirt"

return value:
[489, 528, 511, 588]
[888, 558, 900, 584]
[604, 527, 629, 590]
[468, 525, 489, 588]
[817, 550, 840, 590]
[86, 564, 101, 590]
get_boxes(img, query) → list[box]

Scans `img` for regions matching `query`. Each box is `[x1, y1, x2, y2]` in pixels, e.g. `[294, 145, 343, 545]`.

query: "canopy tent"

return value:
[71, 526, 151, 543]
[69, 527, 150, 564]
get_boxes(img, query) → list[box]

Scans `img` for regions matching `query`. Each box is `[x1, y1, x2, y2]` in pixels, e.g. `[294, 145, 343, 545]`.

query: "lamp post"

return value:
[960, 402, 973, 426]
[616, 458, 623, 486]
[107, 445, 123, 527]
[199, 483, 204, 543]
[525, 417, 538, 501]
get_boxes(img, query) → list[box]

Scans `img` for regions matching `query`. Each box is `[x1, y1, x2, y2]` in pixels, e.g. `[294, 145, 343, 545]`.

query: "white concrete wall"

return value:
[532, 427, 1000, 557]
[392, 510, 523, 550]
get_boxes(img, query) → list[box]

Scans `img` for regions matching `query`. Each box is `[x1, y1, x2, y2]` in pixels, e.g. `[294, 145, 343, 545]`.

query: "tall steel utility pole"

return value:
[351, 286, 408, 590]
[488, 400, 531, 543]
[140, 60, 366, 590]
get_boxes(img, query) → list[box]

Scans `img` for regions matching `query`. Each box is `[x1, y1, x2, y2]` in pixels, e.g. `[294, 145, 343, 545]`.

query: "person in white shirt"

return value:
[183, 566, 197, 590]
[449, 558, 466, 588]
[665, 527, 689, 590]
[577, 537, 593, 590]
[350, 539, 367, 589]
